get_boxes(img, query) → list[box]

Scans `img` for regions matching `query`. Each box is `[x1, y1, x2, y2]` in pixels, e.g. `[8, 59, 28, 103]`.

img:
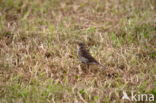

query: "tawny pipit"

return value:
[77, 42, 105, 69]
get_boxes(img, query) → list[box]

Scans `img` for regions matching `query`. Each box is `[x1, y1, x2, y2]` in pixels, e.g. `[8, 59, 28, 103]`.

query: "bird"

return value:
[77, 42, 106, 69]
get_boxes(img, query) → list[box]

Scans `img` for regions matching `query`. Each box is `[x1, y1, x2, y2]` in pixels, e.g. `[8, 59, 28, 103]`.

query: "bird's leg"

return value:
[81, 63, 88, 73]
[87, 64, 89, 69]
[87, 64, 92, 73]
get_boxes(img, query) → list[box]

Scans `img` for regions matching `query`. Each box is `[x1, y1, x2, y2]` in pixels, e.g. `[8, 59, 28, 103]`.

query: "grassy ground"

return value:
[0, 0, 156, 103]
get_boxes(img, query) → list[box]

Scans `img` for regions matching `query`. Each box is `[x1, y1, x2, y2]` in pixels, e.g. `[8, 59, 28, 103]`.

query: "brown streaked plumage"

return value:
[77, 42, 105, 69]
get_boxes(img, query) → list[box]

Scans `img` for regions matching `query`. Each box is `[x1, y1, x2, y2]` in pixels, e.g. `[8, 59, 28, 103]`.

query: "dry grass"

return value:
[0, 0, 156, 103]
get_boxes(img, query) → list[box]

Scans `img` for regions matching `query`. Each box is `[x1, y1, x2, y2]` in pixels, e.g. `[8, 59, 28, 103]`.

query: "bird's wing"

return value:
[81, 49, 99, 64]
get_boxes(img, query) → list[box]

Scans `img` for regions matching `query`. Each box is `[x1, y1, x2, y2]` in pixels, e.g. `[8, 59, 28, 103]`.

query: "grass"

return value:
[0, 0, 156, 102]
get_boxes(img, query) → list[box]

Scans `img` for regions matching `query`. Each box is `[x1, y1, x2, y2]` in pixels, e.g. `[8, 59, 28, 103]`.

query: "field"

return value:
[0, 0, 156, 103]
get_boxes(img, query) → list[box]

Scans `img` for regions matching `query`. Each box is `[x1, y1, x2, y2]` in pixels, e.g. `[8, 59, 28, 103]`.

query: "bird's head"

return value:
[77, 42, 85, 47]
[77, 42, 86, 49]
[75, 41, 86, 50]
